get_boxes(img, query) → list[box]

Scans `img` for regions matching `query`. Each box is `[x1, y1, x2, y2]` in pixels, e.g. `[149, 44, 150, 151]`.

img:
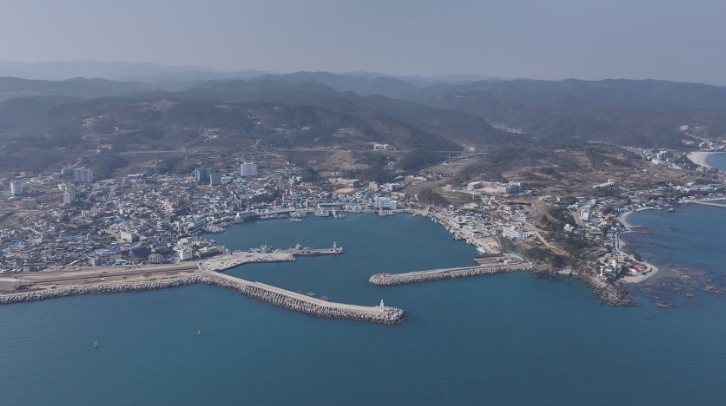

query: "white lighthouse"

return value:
[379, 299, 385, 311]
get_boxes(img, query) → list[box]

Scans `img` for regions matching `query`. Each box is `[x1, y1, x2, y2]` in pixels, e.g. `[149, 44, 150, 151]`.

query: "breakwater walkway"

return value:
[369, 262, 533, 286]
[206, 272, 403, 324]
[0, 274, 205, 304]
[0, 272, 403, 325]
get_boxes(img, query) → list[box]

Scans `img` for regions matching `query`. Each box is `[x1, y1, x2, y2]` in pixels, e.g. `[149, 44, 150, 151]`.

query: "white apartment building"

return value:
[74, 167, 94, 183]
[10, 181, 23, 196]
[177, 248, 194, 261]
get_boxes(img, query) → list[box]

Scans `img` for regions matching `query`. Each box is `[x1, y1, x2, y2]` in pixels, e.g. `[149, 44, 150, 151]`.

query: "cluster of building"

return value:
[1, 158, 452, 273]
[2, 139, 726, 280]
[466, 180, 525, 195]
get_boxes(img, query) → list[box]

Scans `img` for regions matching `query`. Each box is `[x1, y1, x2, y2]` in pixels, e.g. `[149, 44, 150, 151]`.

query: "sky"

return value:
[0, 0, 725, 83]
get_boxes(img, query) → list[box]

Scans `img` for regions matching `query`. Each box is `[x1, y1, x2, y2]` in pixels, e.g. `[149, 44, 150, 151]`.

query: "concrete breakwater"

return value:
[200, 247, 343, 272]
[0, 274, 205, 304]
[204, 272, 404, 325]
[369, 263, 533, 286]
[0, 272, 404, 325]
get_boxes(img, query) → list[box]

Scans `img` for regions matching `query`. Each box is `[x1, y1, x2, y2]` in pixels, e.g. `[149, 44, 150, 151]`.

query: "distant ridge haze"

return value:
[2, 1, 725, 83]
[2, 70, 726, 152]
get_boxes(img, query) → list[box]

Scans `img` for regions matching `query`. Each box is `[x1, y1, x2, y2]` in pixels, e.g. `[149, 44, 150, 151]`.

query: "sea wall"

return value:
[203, 273, 403, 325]
[0, 273, 404, 324]
[369, 263, 532, 286]
[0, 274, 205, 304]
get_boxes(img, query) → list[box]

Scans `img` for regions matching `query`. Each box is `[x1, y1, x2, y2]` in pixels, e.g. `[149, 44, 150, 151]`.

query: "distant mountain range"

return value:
[0, 60, 497, 85]
[1, 67, 726, 175]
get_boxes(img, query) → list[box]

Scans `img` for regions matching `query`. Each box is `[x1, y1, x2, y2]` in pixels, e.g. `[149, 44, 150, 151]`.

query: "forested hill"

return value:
[1, 73, 726, 155]
[0, 77, 192, 100]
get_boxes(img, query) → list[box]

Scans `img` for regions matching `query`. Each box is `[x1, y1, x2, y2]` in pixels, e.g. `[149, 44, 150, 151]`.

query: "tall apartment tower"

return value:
[194, 168, 212, 183]
[210, 172, 222, 186]
[74, 167, 94, 183]
[10, 181, 23, 196]
[241, 162, 258, 177]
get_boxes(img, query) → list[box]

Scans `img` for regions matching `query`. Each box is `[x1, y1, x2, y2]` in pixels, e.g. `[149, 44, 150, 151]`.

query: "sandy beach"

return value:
[687, 151, 724, 169]
[619, 211, 635, 229]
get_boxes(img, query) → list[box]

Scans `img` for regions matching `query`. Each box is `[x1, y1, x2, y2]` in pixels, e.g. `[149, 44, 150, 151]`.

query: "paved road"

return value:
[11, 263, 200, 283]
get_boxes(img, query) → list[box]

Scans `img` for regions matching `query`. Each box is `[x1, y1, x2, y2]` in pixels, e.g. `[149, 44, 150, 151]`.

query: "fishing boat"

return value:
[290, 217, 303, 222]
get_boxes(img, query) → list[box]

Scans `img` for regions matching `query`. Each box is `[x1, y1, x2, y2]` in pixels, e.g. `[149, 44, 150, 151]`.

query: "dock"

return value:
[200, 247, 343, 272]
[369, 261, 532, 286]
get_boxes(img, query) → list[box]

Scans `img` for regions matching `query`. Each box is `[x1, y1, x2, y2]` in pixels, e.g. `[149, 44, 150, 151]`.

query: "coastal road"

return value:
[10, 263, 200, 284]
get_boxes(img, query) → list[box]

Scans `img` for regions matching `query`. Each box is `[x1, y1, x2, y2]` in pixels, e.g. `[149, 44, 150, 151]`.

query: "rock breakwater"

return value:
[0, 272, 404, 325]
[369, 263, 532, 286]
[204, 273, 403, 325]
[0, 274, 205, 304]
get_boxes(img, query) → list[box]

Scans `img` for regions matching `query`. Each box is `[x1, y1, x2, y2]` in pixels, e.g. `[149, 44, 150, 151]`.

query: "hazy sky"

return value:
[1, 0, 724, 82]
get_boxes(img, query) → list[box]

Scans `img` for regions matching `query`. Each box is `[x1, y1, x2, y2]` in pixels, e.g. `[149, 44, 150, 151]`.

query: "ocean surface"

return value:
[705, 152, 726, 171]
[621, 205, 726, 275]
[1, 214, 725, 406]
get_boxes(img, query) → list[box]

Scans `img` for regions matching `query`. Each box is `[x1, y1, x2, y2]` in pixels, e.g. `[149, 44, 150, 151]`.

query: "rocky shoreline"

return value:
[368, 263, 532, 286]
[537, 265, 639, 306]
[591, 281, 639, 306]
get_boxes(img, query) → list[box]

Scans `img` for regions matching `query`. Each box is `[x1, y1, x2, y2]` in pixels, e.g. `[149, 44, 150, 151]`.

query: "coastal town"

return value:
[0, 143, 725, 314]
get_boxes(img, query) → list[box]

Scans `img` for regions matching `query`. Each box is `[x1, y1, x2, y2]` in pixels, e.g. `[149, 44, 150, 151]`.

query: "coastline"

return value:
[687, 151, 724, 169]
[616, 209, 661, 283]
[619, 210, 635, 230]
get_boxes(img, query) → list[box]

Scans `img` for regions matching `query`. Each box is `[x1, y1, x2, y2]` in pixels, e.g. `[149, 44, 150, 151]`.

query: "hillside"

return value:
[0, 77, 174, 101]
[3, 73, 726, 177]
[0, 93, 462, 174]
[314, 92, 524, 147]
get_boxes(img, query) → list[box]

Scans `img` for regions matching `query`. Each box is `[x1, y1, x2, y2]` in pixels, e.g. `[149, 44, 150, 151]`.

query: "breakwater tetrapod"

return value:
[0, 244, 404, 325]
[369, 262, 533, 286]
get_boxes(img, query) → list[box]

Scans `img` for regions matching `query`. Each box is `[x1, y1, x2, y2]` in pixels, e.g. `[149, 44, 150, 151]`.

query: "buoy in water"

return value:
[198, 330, 201, 336]
[94, 342, 98, 348]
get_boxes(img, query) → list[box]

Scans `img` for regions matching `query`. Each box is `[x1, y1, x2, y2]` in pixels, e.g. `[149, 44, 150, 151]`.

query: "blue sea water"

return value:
[1, 214, 725, 406]
[705, 152, 726, 171]
[621, 205, 726, 275]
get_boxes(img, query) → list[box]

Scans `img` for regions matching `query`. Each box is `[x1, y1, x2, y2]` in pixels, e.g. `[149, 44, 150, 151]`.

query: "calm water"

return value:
[705, 152, 726, 171]
[621, 205, 726, 274]
[1, 214, 725, 406]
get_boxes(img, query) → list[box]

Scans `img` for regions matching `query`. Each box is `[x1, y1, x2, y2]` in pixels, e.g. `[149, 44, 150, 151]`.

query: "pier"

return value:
[369, 261, 533, 286]
[0, 244, 403, 324]
[205, 272, 403, 324]
[200, 246, 343, 272]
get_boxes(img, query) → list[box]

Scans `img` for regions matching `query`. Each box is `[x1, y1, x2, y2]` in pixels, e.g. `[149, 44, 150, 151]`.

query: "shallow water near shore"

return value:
[705, 152, 726, 171]
[1, 214, 725, 406]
